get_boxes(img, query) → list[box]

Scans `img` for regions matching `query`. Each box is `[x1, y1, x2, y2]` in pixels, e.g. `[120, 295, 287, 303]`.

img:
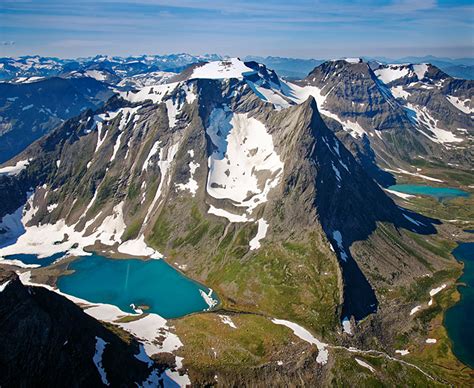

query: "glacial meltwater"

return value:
[56, 254, 218, 318]
[445, 242, 474, 369]
[388, 184, 469, 200]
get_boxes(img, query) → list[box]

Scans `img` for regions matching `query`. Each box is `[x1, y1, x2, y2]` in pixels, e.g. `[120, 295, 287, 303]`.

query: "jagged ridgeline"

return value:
[0, 58, 453, 327]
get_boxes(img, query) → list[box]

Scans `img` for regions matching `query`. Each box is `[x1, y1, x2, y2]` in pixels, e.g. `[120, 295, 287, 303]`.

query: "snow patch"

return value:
[118, 235, 161, 258]
[199, 289, 218, 310]
[384, 168, 444, 183]
[119, 83, 179, 104]
[410, 305, 421, 316]
[0, 280, 11, 292]
[428, 284, 446, 305]
[413, 64, 428, 80]
[0, 159, 30, 176]
[142, 141, 161, 171]
[191, 58, 256, 80]
[207, 205, 253, 223]
[375, 66, 410, 84]
[176, 150, 199, 196]
[355, 358, 375, 373]
[406, 103, 462, 144]
[403, 214, 423, 227]
[395, 350, 409, 356]
[332, 231, 348, 262]
[93, 337, 110, 386]
[446, 95, 472, 114]
[206, 109, 283, 218]
[384, 189, 415, 199]
[218, 314, 237, 329]
[342, 316, 352, 335]
[249, 218, 269, 250]
[390, 86, 410, 99]
[271, 319, 328, 364]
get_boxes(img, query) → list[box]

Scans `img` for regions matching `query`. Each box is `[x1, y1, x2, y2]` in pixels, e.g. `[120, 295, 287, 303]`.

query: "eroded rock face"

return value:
[295, 60, 473, 178]
[0, 270, 165, 387]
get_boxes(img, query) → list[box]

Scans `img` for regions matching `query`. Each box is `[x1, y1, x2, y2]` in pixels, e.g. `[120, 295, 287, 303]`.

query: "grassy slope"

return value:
[145, 193, 473, 385]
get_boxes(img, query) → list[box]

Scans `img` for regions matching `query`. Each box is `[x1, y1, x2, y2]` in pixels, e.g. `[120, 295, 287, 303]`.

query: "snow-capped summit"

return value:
[373, 63, 432, 85]
[189, 58, 257, 80]
[343, 57, 363, 64]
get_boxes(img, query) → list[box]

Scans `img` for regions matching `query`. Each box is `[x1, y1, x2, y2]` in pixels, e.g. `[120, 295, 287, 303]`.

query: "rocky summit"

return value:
[0, 57, 473, 387]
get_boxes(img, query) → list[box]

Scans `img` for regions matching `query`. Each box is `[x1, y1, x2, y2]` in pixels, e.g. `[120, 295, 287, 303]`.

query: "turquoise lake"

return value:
[388, 184, 469, 200]
[445, 242, 474, 369]
[57, 254, 217, 319]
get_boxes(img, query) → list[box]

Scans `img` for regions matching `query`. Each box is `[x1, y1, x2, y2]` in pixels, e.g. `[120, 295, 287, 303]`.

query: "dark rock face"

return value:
[297, 60, 473, 179]
[0, 77, 114, 163]
[0, 270, 160, 388]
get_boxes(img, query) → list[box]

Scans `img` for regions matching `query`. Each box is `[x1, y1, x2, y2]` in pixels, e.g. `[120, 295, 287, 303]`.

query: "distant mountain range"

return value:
[1, 54, 473, 82]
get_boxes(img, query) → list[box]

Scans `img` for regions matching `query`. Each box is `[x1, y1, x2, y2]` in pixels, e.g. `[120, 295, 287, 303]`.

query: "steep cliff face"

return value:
[373, 63, 473, 165]
[290, 60, 472, 183]
[0, 270, 167, 387]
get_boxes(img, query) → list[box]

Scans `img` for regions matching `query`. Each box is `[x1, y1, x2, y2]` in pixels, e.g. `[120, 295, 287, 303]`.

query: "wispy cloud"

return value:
[0, 0, 472, 58]
[381, 0, 437, 13]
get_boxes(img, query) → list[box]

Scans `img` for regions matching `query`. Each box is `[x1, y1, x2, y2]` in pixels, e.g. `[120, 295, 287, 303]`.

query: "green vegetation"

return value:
[122, 218, 142, 241]
[148, 208, 172, 250]
[329, 349, 446, 387]
[175, 313, 293, 369]
[207, 234, 340, 337]
[93, 175, 118, 211]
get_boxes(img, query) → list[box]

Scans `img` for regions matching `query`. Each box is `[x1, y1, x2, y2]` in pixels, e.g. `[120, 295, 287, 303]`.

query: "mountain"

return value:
[0, 58, 468, 385]
[0, 58, 441, 321]
[0, 54, 224, 82]
[365, 56, 474, 80]
[290, 59, 472, 183]
[441, 64, 474, 80]
[0, 270, 170, 387]
[0, 77, 115, 163]
[373, 63, 473, 160]
[0, 56, 77, 81]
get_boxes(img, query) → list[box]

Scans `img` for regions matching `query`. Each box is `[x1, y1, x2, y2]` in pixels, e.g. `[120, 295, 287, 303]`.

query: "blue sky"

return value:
[1, 0, 473, 58]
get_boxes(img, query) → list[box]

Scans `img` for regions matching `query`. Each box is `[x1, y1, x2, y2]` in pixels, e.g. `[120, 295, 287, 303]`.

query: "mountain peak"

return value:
[189, 58, 257, 80]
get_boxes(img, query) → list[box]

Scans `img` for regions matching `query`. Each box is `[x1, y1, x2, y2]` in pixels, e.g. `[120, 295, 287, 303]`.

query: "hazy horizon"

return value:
[1, 0, 473, 59]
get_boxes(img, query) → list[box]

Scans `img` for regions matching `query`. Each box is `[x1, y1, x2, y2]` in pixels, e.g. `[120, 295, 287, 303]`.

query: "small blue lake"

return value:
[3, 252, 66, 267]
[56, 254, 217, 318]
[445, 242, 474, 369]
[388, 184, 469, 200]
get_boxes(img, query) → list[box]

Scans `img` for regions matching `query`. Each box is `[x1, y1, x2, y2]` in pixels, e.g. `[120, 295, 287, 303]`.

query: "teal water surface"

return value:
[388, 184, 469, 200]
[57, 254, 216, 318]
[445, 242, 474, 369]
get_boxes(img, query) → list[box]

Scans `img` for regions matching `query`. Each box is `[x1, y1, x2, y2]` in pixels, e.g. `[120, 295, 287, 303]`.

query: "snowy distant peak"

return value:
[343, 57, 363, 64]
[65, 68, 120, 84]
[190, 58, 257, 80]
[0, 53, 227, 82]
[374, 63, 449, 86]
[325, 58, 365, 66]
[117, 71, 176, 88]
